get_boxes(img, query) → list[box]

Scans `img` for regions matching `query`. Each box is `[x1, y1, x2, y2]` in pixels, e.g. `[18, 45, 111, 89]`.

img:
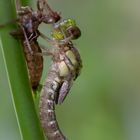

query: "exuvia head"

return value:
[42, 11, 61, 24]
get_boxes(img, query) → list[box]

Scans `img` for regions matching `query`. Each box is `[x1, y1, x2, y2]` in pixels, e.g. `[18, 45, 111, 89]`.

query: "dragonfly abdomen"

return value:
[40, 64, 67, 140]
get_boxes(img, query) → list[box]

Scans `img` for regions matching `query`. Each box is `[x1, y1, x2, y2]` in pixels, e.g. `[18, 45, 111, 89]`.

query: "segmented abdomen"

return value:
[39, 63, 67, 140]
[23, 40, 43, 89]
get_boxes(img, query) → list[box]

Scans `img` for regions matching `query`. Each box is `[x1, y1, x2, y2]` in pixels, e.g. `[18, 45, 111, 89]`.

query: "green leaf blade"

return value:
[0, 0, 45, 140]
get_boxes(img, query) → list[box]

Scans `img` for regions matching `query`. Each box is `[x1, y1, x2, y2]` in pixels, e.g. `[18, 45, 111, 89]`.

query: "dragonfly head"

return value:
[51, 19, 81, 40]
[66, 25, 81, 40]
[63, 19, 81, 40]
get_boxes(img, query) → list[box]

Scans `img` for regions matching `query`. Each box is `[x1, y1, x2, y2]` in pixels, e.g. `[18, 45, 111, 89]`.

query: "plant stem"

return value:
[0, 0, 45, 140]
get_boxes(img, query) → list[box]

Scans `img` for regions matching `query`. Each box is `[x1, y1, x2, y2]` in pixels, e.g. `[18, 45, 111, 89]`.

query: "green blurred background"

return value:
[1, 0, 140, 140]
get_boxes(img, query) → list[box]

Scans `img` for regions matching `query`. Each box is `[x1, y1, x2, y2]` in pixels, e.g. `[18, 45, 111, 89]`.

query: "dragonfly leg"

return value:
[19, 25, 33, 54]
[28, 31, 39, 41]
[35, 44, 53, 56]
[17, 6, 32, 15]
[39, 44, 50, 50]
[39, 31, 72, 45]
[35, 51, 52, 56]
[10, 26, 34, 56]
[38, 31, 56, 45]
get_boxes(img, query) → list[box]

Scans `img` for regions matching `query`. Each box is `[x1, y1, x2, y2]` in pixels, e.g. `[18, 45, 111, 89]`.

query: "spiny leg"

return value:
[15, 0, 33, 54]
[28, 31, 39, 42]
[15, 0, 32, 15]
[35, 44, 54, 56]
[17, 6, 32, 15]
[20, 25, 33, 54]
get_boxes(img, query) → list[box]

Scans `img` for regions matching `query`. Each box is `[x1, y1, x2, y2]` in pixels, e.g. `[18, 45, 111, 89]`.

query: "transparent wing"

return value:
[57, 79, 73, 104]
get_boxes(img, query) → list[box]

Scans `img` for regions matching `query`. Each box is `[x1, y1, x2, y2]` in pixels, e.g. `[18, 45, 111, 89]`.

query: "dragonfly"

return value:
[0, 0, 61, 89]
[39, 18, 82, 140]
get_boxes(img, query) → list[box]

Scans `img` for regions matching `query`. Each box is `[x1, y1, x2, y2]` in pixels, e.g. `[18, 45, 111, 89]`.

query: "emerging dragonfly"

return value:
[39, 19, 82, 140]
[3, 0, 61, 89]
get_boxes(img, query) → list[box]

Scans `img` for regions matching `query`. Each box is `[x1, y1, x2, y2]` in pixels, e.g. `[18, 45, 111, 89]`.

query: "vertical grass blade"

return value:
[0, 0, 45, 140]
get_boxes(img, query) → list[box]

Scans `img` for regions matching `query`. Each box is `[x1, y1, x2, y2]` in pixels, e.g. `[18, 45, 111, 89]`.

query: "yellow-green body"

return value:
[50, 42, 82, 104]
[48, 19, 82, 103]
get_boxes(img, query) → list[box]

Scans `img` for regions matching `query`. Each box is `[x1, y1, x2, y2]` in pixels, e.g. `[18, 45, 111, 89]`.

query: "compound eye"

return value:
[66, 26, 81, 40]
